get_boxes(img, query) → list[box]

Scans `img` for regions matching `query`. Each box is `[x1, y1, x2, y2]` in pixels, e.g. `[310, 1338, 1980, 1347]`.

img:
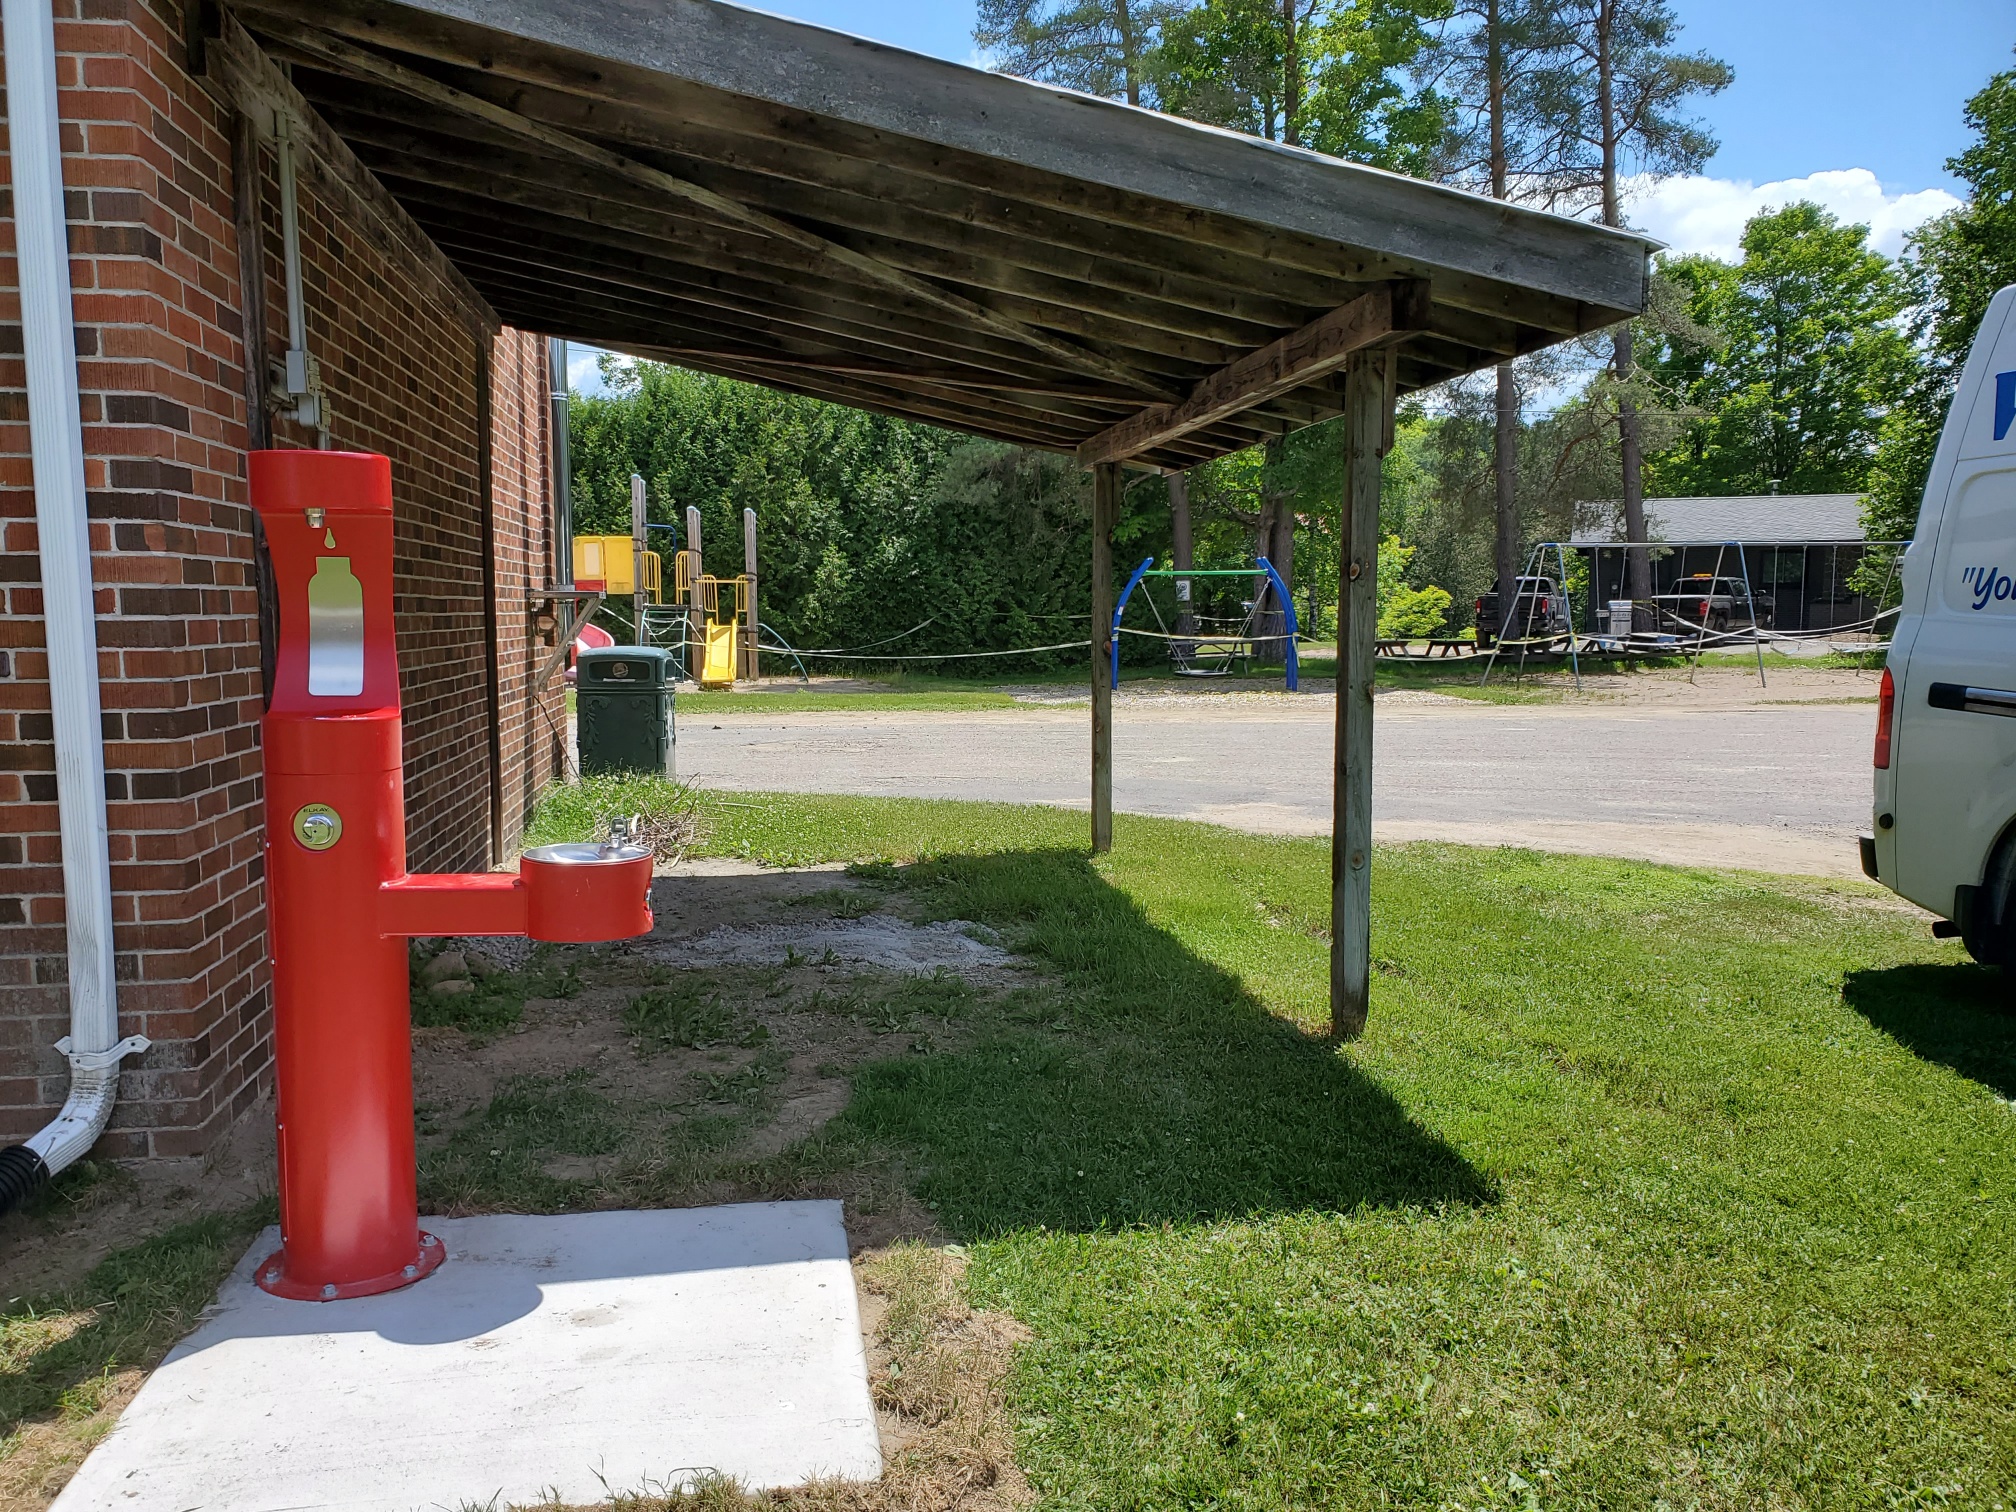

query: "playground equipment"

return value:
[582, 480, 761, 686]
[252, 450, 654, 1302]
[686, 573, 752, 689]
[572, 534, 661, 599]
[1477, 539, 1814, 689]
[1112, 556, 1300, 691]
[666, 500, 759, 687]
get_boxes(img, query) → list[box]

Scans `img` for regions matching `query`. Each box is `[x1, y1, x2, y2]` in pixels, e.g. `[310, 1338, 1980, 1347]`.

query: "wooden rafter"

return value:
[1077, 281, 1432, 467]
[235, 0, 1648, 331]
[309, 82, 1314, 354]
[253, 18, 1181, 403]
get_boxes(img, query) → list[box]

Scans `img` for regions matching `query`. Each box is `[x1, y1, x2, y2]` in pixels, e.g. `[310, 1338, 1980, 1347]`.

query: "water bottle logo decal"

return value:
[1962, 565, 2016, 611]
[307, 556, 366, 696]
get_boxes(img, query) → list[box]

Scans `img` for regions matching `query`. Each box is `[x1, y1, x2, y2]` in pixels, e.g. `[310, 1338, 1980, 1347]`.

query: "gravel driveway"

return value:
[675, 685, 1880, 879]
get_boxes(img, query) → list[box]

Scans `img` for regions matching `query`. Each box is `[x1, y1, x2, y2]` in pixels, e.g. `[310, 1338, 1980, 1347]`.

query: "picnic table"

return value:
[1374, 638, 1479, 659]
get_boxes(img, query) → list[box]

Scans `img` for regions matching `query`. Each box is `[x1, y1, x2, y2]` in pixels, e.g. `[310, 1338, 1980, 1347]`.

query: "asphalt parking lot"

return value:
[677, 673, 1881, 879]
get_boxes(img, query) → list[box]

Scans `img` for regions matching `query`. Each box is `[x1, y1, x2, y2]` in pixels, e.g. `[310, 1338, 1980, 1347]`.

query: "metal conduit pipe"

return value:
[549, 338, 573, 587]
[0, 0, 148, 1214]
[274, 115, 328, 444]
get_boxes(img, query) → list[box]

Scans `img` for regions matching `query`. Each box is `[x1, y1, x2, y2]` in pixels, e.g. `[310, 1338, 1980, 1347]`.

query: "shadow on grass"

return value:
[839, 849, 1491, 1240]
[1843, 962, 2016, 1098]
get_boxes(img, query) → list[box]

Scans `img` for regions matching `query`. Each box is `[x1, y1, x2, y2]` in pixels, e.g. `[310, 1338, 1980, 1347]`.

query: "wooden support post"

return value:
[631, 473, 648, 647]
[742, 507, 760, 681]
[686, 504, 705, 679]
[1332, 351, 1391, 1039]
[1091, 461, 1119, 854]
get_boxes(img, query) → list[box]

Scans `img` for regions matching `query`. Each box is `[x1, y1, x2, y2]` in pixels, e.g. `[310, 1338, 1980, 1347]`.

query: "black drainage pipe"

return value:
[0, 1144, 51, 1217]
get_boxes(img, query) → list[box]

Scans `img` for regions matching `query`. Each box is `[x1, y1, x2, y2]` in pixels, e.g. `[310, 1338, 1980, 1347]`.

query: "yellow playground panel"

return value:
[572, 536, 662, 600]
[694, 573, 753, 688]
[700, 620, 738, 689]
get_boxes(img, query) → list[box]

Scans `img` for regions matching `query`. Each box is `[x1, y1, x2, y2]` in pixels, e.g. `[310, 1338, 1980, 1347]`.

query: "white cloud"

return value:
[564, 346, 627, 397]
[1626, 167, 1961, 262]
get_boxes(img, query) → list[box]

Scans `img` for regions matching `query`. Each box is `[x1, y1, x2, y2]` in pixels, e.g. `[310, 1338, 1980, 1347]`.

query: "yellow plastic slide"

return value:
[700, 621, 738, 689]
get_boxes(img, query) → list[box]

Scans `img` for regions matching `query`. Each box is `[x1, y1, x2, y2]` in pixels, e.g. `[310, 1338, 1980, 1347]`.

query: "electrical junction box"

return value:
[577, 646, 676, 777]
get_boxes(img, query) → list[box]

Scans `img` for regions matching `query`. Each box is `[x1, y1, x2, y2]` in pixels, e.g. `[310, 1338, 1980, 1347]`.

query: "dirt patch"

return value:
[0, 1105, 276, 1306]
[666, 916, 1013, 975]
[409, 864, 1030, 1218]
[1456, 662, 1884, 708]
[1373, 688, 1477, 706]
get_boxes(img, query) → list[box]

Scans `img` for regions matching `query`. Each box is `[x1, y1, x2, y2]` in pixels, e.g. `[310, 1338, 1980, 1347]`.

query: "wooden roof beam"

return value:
[414, 214, 1184, 396]
[238, 0, 1651, 321]
[256, 16, 1183, 403]
[634, 349, 1146, 400]
[355, 144, 1246, 372]
[305, 77, 1318, 352]
[1078, 281, 1430, 467]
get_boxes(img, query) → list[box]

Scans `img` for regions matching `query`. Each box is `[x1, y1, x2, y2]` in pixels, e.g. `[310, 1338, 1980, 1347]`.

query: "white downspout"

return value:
[0, 0, 147, 1212]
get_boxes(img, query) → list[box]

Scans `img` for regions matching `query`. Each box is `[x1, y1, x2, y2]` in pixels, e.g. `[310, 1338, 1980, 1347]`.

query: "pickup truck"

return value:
[1651, 575, 1775, 633]
[1475, 576, 1570, 647]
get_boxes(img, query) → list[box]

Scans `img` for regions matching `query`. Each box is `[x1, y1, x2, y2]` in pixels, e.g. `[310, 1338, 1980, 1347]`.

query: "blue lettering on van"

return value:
[1962, 565, 2016, 609]
[1999, 372, 2016, 441]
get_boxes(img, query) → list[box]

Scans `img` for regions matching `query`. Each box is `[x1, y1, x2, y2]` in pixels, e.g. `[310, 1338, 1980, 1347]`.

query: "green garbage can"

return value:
[576, 646, 675, 778]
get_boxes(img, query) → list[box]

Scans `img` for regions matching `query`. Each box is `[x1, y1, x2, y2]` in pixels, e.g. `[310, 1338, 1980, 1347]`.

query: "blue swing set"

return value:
[1111, 556, 1300, 691]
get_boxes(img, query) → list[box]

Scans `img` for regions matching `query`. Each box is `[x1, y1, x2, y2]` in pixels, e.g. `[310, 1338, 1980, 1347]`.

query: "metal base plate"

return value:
[253, 1229, 446, 1301]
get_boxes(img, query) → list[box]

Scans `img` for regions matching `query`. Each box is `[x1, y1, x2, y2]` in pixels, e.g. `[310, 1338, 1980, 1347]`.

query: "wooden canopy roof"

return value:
[227, 0, 1655, 470]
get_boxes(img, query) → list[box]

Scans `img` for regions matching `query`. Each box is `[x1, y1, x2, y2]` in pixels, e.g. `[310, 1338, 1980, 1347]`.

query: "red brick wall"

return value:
[0, 0, 561, 1159]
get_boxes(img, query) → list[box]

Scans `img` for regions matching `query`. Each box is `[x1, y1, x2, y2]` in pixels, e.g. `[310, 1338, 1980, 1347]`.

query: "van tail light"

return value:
[1874, 667, 1895, 769]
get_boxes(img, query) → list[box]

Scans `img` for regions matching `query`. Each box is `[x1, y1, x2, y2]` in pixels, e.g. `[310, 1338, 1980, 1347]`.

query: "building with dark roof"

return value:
[1569, 494, 1897, 633]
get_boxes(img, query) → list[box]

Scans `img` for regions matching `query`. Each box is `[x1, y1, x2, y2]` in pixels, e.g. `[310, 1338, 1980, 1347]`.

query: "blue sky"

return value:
[744, 0, 2005, 191]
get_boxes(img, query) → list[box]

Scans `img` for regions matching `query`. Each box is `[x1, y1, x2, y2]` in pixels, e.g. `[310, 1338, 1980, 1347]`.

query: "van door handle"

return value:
[1928, 682, 2016, 717]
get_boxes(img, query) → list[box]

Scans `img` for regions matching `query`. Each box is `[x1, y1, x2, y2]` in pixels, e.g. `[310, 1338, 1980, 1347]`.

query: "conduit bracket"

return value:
[55, 1035, 150, 1074]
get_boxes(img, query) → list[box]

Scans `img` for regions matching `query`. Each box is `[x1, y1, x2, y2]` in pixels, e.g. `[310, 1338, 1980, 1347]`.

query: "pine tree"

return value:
[1551, 0, 1729, 605]
[1419, 0, 1583, 613]
[975, 0, 1185, 104]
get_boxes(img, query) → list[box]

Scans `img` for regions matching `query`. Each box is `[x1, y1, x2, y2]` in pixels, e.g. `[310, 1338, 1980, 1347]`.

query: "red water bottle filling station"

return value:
[251, 450, 653, 1301]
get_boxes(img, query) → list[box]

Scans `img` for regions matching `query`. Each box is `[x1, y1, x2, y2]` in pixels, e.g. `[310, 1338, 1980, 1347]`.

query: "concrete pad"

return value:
[53, 1203, 881, 1512]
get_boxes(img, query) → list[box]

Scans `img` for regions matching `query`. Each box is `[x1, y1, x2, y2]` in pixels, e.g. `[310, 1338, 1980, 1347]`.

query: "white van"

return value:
[1868, 283, 2016, 966]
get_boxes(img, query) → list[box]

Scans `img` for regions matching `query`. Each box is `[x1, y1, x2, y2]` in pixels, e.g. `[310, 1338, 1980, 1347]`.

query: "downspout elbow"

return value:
[0, 1036, 149, 1216]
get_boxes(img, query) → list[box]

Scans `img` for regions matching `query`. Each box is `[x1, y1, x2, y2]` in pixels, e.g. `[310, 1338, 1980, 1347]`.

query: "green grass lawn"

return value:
[694, 796, 2014, 1509]
[8, 792, 2011, 1509]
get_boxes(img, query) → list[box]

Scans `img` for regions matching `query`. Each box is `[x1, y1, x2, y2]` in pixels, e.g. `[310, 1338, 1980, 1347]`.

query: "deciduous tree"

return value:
[1646, 203, 1913, 498]
[1866, 58, 2016, 547]
[1154, 0, 1448, 171]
